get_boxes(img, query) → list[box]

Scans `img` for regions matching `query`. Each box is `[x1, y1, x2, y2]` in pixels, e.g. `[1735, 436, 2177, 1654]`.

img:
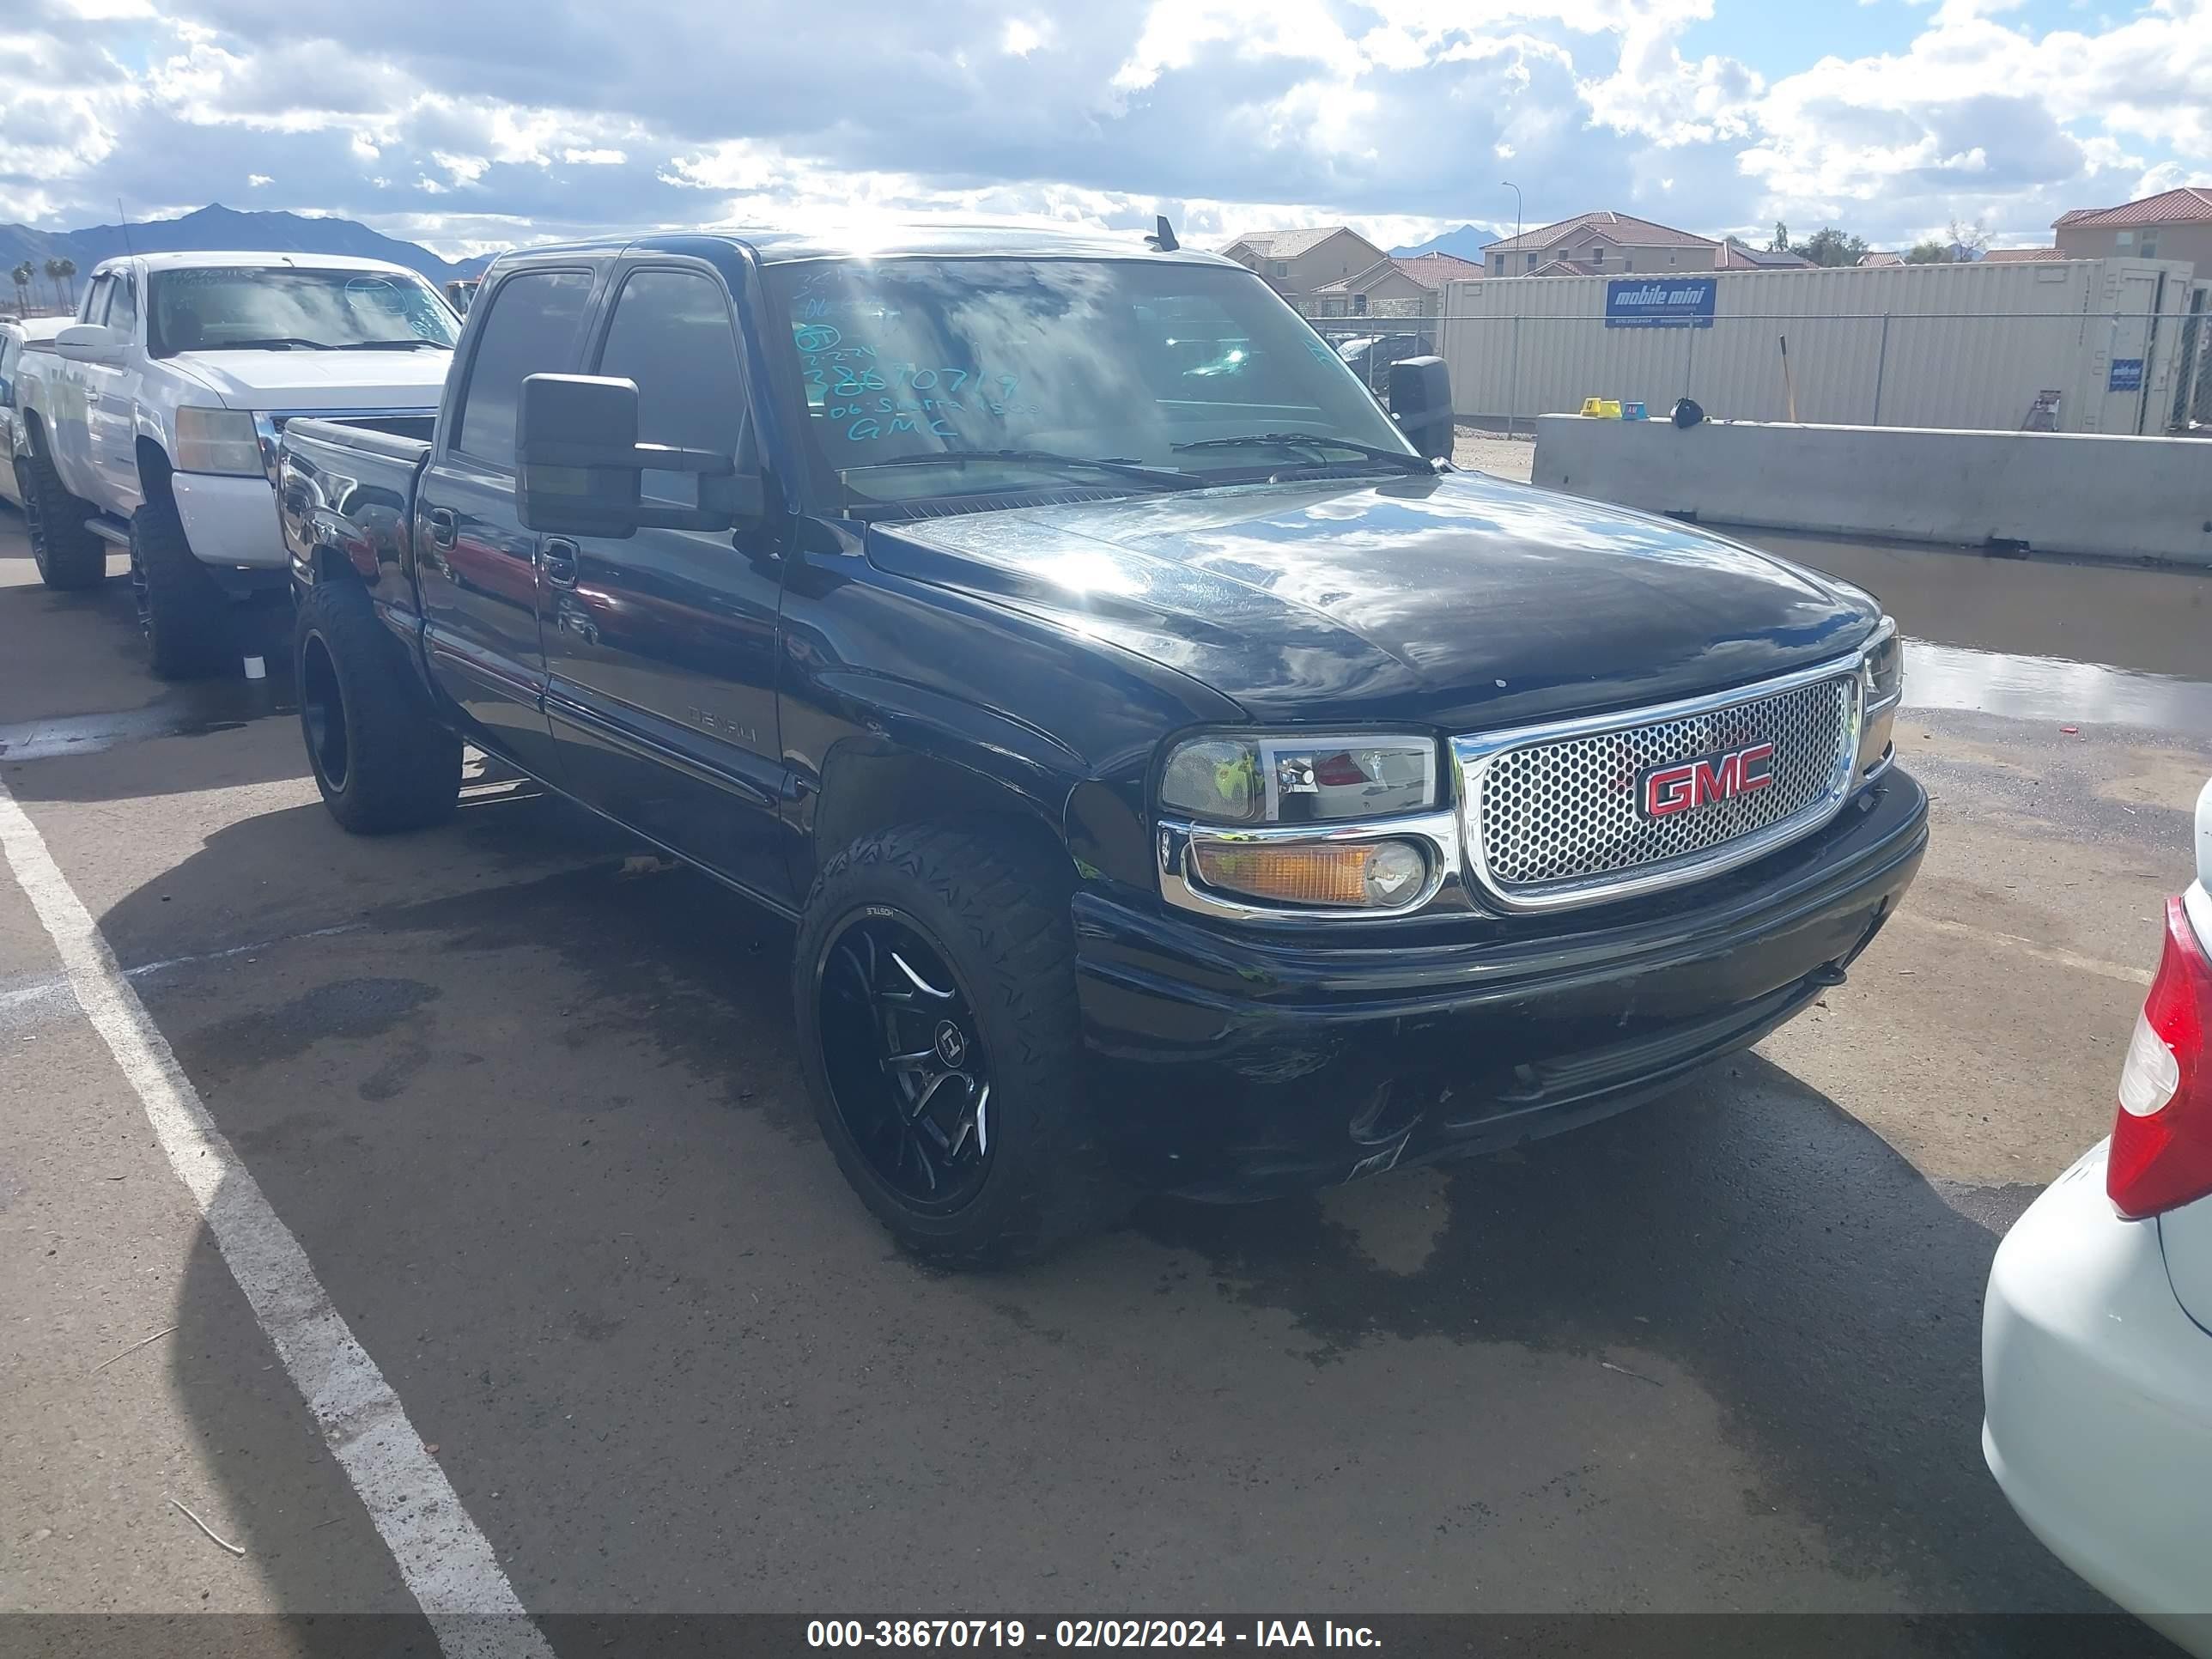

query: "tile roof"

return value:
[1982, 246, 2065, 262]
[2053, 186, 2212, 230]
[1389, 252, 1486, 288]
[1486, 210, 1717, 253]
[1220, 226, 1358, 258]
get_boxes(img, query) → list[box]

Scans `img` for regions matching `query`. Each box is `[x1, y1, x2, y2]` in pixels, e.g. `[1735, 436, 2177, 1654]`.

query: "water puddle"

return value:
[0, 683, 293, 761]
[1900, 640, 2212, 736]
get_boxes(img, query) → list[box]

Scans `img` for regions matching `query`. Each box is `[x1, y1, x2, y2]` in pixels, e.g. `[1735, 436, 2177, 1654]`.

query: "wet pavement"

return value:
[1, 502, 2205, 1650]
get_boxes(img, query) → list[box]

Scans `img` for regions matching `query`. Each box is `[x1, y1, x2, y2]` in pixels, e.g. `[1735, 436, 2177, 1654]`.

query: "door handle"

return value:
[539, 538, 579, 589]
[427, 507, 458, 549]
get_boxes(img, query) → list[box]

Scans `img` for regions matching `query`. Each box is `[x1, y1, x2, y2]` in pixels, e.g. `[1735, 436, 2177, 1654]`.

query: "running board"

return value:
[82, 518, 131, 549]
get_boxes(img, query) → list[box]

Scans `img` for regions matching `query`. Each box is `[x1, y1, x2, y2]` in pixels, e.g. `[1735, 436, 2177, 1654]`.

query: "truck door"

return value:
[542, 261, 792, 907]
[88, 270, 144, 511]
[49, 275, 108, 501]
[414, 264, 598, 780]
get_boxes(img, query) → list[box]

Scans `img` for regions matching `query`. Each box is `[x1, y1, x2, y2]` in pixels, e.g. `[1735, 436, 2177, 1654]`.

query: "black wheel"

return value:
[131, 495, 232, 678]
[18, 448, 106, 591]
[294, 580, 461, 834]
[793, 823, 1122, 1266]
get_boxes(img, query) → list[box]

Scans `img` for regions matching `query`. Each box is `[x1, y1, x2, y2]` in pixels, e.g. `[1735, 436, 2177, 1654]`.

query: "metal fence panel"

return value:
[1435, 257, 2202, 435]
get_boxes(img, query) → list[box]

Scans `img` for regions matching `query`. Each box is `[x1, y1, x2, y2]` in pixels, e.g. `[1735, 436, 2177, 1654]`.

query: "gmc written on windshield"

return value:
[276, 223, 1925, 1264]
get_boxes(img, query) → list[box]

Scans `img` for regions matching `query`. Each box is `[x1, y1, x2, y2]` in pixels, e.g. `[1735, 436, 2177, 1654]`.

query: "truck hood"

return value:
[170, 349, 452, 411]
[867, 471, 1881, 730]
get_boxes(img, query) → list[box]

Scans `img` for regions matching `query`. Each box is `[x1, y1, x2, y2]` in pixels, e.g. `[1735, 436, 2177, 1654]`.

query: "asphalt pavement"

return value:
[3, 496, 2208, 1654]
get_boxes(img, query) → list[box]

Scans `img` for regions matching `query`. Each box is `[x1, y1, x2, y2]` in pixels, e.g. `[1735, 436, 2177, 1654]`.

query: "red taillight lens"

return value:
[1310, 750, 1371, 787]
[2107, 896, 2212, 1219]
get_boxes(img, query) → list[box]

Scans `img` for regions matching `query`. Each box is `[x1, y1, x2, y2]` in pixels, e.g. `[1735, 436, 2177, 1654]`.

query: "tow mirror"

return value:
[57, 324, 125, 368]
[1388, 356, 1454, 463]
[518, 373, 757, 538]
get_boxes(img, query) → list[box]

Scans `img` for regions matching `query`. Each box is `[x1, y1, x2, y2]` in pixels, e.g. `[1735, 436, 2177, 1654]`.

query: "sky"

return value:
[2, 0, 2207, 259]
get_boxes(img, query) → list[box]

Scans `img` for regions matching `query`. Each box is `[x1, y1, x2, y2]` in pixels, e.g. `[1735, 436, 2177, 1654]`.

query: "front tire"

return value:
[18, 449, 106, 591]
[131, 495, 233, 678]
[793, 823, 1123, 1267]
[295, 580, 461, 834]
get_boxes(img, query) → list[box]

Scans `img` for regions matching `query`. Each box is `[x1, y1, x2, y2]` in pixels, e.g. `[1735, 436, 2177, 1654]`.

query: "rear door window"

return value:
[450, 269, 595, 469]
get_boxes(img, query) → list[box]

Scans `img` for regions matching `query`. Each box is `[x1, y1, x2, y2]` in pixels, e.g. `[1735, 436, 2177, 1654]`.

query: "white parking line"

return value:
[0, 780, 554, 1659]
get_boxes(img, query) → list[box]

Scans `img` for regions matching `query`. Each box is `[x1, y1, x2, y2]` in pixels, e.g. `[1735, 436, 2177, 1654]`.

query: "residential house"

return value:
[1307, 252, 1485, 317]
[2053, 186, 2212, 276]
[1857, 252, 1905, 267]
[1480, 211, 1722, 277]
[1218, 227, 1390, 307]
[1982, 247, 2065, 263]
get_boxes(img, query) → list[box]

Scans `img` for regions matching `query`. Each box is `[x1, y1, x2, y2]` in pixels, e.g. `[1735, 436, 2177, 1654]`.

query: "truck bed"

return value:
[276, 417, 435, 597]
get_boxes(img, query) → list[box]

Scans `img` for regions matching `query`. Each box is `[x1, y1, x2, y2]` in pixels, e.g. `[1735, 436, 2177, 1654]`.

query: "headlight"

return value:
[1158, 732, 1438, 825]
[1856, 617, 1902, 777]
[173, 406, 265, 477]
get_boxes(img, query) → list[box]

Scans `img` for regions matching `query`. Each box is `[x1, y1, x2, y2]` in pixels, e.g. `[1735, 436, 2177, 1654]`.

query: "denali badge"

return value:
[1638, 742, 1775, 819]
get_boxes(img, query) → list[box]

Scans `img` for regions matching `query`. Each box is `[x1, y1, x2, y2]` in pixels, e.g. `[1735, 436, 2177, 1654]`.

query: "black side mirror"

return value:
[1388, 356, 1454, 463]
[517, 373, 757, 538]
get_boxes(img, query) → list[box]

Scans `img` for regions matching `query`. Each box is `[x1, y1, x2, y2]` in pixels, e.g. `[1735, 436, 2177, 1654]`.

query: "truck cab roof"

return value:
[494, 221, 1240, 270]
[88, 251, 431, 280]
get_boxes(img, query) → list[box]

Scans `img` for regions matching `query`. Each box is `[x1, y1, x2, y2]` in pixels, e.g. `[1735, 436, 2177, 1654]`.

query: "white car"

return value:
[1983, 775, 2212, 1657]
[1, 315, 71, 510]
[11, 251, 454, 675]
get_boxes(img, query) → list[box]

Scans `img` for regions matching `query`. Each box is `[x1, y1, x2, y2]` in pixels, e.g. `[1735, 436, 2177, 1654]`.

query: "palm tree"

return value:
[54, 257, 76, 308]
[10, 262, 33, 317]
[43, 258, 65, 308]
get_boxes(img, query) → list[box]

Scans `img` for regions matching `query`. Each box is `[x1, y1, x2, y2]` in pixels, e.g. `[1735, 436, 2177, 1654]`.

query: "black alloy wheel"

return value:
[816, 911, 994, 1212]
[299, 629, 349, 796]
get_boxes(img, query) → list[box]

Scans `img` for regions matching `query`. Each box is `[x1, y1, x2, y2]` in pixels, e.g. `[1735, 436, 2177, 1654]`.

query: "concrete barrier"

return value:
[1530, 416, 2212, 567]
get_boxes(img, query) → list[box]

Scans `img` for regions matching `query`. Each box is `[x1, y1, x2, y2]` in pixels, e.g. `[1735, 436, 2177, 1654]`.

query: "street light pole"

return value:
[1501, 179, 1522, 263]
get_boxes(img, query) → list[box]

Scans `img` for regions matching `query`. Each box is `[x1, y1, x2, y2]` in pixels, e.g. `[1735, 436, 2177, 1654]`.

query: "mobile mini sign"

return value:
[1605, 277, 1717, 329]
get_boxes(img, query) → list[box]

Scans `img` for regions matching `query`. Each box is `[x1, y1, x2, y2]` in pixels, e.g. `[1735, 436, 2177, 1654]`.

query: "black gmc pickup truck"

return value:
[276, 223, 1924, 1263]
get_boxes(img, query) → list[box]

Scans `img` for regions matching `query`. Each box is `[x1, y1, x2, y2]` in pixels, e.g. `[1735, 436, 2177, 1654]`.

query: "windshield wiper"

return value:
[336, 338, 450, 351]
[210, 337, 337, 351]
[849, 449, 1203, 492]
[1170, 433, 1434, 474]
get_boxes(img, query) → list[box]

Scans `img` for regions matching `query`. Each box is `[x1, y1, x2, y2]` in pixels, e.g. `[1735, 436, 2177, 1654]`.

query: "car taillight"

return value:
[2107, 895, 2212, 1219]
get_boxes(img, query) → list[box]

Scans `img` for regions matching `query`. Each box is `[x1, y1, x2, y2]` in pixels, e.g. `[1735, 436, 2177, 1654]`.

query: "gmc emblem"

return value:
[1638, 742, 1775, 819]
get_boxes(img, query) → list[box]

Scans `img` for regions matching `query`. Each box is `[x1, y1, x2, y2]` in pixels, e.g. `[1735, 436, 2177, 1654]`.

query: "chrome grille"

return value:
[1465, 672, 1858, 908]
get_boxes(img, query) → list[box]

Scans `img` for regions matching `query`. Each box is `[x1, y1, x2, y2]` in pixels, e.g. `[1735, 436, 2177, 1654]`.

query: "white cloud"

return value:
[0, 0, 2203, 262]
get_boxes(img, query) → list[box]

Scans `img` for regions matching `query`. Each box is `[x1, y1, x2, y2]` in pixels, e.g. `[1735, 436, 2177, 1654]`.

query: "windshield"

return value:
[147, 268, 459, 357]
[763, 258, 1419, 508]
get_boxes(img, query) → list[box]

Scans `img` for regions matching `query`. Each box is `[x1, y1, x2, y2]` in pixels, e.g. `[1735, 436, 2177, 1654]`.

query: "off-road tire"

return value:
[131, 495, 233, 678]
[793, 823, 1126, 1267]
[294, 579, 461, 834]
[18, 448, 106, 591]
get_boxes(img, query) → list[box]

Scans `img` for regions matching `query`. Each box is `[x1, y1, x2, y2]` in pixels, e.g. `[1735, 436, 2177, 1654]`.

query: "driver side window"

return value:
[593, 267, 755, 505]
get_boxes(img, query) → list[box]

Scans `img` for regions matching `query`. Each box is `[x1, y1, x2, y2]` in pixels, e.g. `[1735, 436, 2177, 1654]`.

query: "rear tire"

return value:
[131, 495, 233, 679]
[793, 823, 1126, 1267]
[295, 580, 461, 834]
[18, 449, 106, 591]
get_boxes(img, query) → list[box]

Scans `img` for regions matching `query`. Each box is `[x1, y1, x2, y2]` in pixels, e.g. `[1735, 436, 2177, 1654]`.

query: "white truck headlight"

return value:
[173, 406, 266, 477]
[1158, 732, 1439, 826]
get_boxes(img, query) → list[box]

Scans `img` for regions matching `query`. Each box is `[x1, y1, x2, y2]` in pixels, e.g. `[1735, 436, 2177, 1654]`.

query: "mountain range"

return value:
[1389, 224, 1494, 262]
[1, 204, 495, 295]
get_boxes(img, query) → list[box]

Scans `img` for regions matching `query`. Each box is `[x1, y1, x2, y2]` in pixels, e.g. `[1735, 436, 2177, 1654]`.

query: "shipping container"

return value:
[1435, 257, 2200, 435]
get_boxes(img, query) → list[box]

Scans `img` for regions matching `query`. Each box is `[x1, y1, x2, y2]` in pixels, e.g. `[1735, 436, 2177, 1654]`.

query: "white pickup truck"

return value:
[12, 251, 455, 676]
